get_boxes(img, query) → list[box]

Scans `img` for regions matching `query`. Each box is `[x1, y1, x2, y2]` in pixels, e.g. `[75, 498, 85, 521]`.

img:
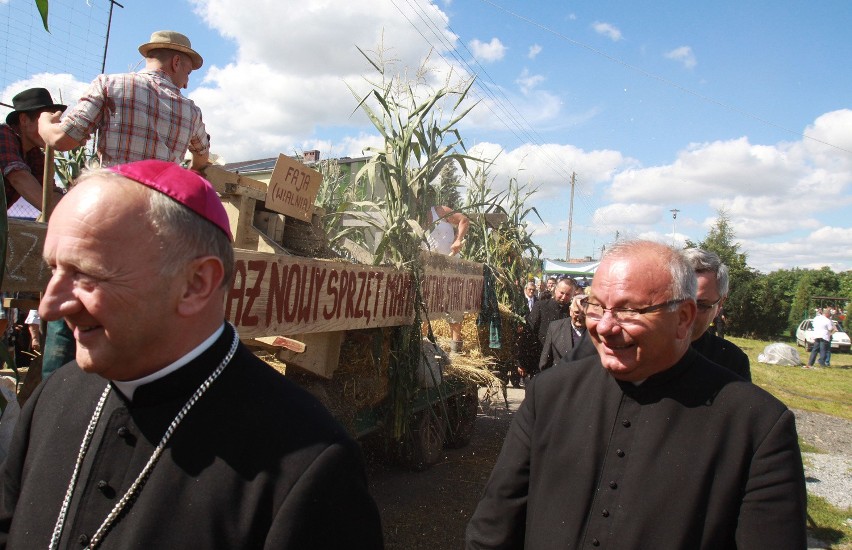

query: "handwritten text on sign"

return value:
[227, 251, 483, 338]
[265, 154, 322, 221]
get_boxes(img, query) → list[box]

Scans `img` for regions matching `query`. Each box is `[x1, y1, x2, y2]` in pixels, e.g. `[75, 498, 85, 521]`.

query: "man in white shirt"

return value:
[805, 308, 834, 368]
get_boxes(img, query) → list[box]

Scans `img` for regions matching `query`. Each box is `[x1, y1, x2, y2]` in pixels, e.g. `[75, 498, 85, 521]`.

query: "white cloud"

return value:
[515, 69, 545, 95]
[469, 37, 507, 63]
[1, 73, 90, 118]
[592, 22, 622, 42]
[179, 0, 465, 160]
[744, 226, 852, 272]
[664, 46, 697, 69]
[468, 142, 631, 199]
[593, 203, 662, 228]
[528, 44, 542, 59]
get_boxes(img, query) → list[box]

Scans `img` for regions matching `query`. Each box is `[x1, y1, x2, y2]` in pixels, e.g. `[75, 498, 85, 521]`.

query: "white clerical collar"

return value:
[112, 323, 226, 400]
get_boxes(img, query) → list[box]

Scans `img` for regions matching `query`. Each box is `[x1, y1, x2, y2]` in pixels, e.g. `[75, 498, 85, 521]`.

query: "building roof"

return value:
[223, 155, 370, 176]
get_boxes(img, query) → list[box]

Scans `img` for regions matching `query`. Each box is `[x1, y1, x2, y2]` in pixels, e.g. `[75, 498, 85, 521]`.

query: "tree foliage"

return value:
[463, 168, 541, 321]
[437, 161, 463, 210]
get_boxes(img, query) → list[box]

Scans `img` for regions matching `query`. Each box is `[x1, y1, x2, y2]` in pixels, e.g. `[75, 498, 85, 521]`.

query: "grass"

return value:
[729, 336, 852, 421]
[807, 493, 852, 549]
[728, 335, 852, 547]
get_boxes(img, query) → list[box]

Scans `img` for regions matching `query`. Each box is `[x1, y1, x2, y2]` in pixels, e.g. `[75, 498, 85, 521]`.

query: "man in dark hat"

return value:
[0, 87, 66, 210]
[0, 160, 384, 549]
[38, 30, 210, 170]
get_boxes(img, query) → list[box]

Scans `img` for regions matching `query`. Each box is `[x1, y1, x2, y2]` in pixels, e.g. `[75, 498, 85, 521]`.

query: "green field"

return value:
[730, 336, 852, 421]
[729, 336, 851, 548]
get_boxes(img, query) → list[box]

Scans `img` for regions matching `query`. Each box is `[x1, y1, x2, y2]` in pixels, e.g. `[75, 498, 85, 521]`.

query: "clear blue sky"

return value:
[3, 0, 851, 272]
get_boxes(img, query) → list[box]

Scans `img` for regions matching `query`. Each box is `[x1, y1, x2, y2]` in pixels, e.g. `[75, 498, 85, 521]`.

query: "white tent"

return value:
[541, 259, 600, 277]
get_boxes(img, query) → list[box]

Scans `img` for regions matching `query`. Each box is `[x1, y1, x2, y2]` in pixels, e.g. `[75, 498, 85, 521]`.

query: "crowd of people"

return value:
[0, 26, 812, 550]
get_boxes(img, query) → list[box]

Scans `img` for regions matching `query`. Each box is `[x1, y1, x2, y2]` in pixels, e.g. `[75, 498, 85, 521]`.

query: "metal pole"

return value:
[101, 1, 124, 74]
[669, 208, 679, 247]
[565, 172, 576, 261]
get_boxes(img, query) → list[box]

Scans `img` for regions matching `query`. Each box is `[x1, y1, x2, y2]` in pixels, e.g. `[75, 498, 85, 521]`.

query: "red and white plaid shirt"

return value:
[60, 69, 210, 167]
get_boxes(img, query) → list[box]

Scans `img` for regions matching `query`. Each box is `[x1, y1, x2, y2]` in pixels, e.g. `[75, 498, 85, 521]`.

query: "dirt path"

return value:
[367, 387, 522, 549]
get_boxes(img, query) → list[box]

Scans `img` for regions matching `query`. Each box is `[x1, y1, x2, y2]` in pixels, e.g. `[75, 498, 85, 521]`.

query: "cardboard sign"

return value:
[228, 250, 484, 338]
[265, 154, 321, 221]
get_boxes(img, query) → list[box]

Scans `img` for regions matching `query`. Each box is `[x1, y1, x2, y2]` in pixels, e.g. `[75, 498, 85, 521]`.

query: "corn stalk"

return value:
[348, 47, 479, 440]
[464, 167, 542, 320]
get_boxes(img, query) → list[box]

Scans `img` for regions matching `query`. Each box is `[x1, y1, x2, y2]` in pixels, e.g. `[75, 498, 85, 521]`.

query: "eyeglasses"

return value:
[696, 296, 722, 312]
[583, 298, 685, 324]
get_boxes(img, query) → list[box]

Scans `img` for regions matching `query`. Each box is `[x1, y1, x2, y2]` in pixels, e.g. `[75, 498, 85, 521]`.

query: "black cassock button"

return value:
[78, 534, 89, 546]
[592, 538, 600, 547]
[117, 426, 129, 438]
[602, 509, 609, 517]
[622, 419, 631, 427]
[609, 481, 618, 489]
[616, 449, 625, 457]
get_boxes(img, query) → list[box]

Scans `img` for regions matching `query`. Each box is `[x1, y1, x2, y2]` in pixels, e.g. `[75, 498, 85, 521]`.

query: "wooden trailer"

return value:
[1, 162, 487, 470]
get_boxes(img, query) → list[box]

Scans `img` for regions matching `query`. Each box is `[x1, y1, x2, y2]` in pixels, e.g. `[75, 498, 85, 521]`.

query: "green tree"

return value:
[437, 161, 463, 210]
[689, 209, 755, 336]
[787, 267, 842, 333]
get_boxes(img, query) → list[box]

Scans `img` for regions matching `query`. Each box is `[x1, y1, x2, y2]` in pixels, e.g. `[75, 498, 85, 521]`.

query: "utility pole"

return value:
[670, 208, 680, 246]
[565, 172, 576, 261]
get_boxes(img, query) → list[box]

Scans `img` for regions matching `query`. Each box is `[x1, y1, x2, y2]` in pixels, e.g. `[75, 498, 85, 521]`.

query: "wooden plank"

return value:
[276, 331, 344, 379]
[227, 249, 483, 338]
[2, 298, 40, 310]
[252, 335, 307, 353]
[2, 219, 50, 293]
[0, 220, 485, 339]
[222, 195, 258, 250]
[202, 165, 267, 200]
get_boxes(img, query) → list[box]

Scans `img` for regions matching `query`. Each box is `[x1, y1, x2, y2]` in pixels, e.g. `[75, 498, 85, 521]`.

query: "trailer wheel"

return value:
[444, 392, 479, 449]
[402, 408, 447, 471]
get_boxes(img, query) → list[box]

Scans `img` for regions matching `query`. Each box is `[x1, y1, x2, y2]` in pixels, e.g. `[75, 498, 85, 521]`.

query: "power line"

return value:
[477, 0, 852, 155]
[390, 0, 601, 221]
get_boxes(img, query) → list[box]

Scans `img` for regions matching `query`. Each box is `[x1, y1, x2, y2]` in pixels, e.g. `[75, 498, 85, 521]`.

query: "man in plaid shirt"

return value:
[38, 30, 210, 170]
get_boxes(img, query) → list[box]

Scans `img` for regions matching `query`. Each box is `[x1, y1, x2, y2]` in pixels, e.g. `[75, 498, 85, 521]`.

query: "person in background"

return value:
[805, 308, 834, 369]
[538, 293, 586, 371]
[467, 240, 806, 549]
[521, 278, 578, 380]
[538, 276, 557, 301]
[425, 204, 470, 353]
[37, 30, 213, 383]
[523, 281, 537, 314]
[681, 248, 750, 381]
[38, 30, 210, 170]
[1, 88, 66, 210]
[0, 160, 383, 548]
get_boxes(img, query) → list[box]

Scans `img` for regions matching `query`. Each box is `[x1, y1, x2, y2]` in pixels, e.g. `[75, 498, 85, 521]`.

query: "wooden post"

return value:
[38, 146, 55, 223]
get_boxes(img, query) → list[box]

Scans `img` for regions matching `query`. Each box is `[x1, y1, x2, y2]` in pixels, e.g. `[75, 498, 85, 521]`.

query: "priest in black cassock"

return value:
[466, 240, 806, 549]
[681, 247, 751, 381]
[0, 161, 383, 549]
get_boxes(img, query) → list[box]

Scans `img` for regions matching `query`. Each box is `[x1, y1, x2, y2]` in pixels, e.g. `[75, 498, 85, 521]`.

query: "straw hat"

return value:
[138, 30, 203, 70]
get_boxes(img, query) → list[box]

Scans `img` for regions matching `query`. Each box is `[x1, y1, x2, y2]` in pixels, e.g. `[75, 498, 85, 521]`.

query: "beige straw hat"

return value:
[138, 30, 203, 70]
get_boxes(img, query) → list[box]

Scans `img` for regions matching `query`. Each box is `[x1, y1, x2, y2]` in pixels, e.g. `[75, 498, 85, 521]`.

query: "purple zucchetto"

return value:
[108, 160, 232, 241]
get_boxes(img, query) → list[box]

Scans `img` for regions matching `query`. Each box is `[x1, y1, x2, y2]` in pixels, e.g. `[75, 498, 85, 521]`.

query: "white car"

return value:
[795, 319, 851, 352]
